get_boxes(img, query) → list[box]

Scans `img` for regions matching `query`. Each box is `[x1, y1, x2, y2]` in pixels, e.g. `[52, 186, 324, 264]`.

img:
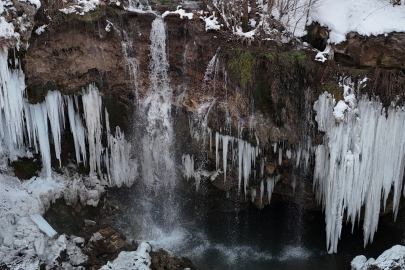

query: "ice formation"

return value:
[66, 96, 87, 166]
[213, 132, 260, 193]
[0, 171, 96, 269]
[313, 84, 405, 253]
[82, 85, 103, 177]
[30, 214, 57, 237]
[0, 46, 139, 268]
[266, 174, 280, 204]
[182, 154, 194, 180]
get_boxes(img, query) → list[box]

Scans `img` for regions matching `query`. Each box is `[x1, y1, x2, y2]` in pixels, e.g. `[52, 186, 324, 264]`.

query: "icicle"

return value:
[105, 109, 110, 148]
[278, 147, 282, 165]
[182, 154, 194, 179]
[266, 176, 279, 204]
[238, 139, 244, 191]
[45, 91, 65, 167]
[25, 103, 52, 178]
[260, 158, 265, 177]
[66, 96, 87, 166]
[82, 84, 103, 177]
[209, 128, 212, 152]
[0, 51, 26, 156]
[295, 146, 302, 168]
[108, 126, 136, 187]
[291, 176, 296, 194]
[286, 149, 292, 159]
[314, 91, 405, 253]
[222, 135, 231, 183]
[251, 188, 256, 203]
[216, 132, 220, 170]
[260, 180, 264, 207]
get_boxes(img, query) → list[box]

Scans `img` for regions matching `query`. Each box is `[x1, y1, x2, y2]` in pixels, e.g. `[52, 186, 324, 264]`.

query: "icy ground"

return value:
[0, 166, 102, 269]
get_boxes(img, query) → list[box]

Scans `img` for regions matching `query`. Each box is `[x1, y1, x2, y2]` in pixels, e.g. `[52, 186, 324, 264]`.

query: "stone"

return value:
[84, 219, 96, 226]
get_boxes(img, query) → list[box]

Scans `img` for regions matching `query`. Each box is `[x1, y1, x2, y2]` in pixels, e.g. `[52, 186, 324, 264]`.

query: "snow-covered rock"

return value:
[99, 242, 152, 270]
[351, 245, 405, 270]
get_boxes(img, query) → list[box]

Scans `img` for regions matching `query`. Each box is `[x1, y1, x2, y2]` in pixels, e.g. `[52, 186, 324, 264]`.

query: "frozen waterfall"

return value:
[314, 84, 405, 253]
[0, 50, 135, 186]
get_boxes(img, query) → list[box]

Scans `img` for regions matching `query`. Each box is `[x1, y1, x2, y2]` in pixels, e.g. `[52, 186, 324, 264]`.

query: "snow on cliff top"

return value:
[309, 0, 405, 44]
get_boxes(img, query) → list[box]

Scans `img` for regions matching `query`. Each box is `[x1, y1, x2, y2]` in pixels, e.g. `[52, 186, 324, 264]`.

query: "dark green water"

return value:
[106, 183, 405, 270]
[145, 202, 405, 270]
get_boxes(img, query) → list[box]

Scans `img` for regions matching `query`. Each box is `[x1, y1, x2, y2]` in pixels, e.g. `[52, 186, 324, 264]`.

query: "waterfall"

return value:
[140, 18, 175, 188]
[122, 32, 140, 102]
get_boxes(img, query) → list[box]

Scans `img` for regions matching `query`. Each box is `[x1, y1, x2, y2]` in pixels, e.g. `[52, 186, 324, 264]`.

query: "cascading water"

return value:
[141, 18, 175, 189]
[118, 17, 184, 248]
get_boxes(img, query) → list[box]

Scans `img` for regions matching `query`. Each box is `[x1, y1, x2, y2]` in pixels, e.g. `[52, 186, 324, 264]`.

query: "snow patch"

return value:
[162, 6, 194, 19]
[59, 0, 100, 15]
[34, 25, 47, 35]
[202, 12, 221, 31]
[309, 0, 405, 44]
[332, 100, 349, 121]
[352, 245, 405, 270]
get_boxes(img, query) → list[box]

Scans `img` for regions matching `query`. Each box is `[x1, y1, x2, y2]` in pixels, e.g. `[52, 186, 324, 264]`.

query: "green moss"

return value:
[278, 50, 311, 71]
[294, 51, 306, 64]
[253, 62, 272, 113]
[228, 49, 256, 87]
[322, 81, 343, 102]
[82, 8, 106, 22]
[348, 68, 368, 79]
[10, 157, 41, 180]
[264, 51, 276, 61]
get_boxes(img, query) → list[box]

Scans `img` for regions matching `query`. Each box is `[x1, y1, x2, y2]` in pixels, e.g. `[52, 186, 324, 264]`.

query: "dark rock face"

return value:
[305, 22, 405, 70]
[334, 32, 405, 69]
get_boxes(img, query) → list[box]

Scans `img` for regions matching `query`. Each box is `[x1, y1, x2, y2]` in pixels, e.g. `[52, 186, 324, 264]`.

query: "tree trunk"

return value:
[242, 0, 249, 31]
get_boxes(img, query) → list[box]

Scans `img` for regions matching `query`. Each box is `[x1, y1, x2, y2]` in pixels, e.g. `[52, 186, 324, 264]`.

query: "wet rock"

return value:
[83, 227, 126, 269]
[84, 219, 96, 226]
[44, 199, 101, 236]
[150, 249, 197, 270]
[90, 227, 126, 254]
